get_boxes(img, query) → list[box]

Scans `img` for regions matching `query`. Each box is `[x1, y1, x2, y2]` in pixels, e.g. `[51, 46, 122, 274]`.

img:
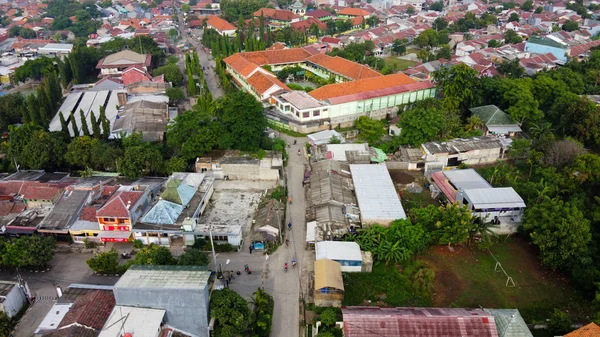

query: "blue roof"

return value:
[141, 200, 184, 225]
[177, 184, 196, 206]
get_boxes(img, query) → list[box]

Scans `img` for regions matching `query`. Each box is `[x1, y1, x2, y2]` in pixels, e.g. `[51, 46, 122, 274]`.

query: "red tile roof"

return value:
[21, 185, 61, 201]
[291, 17, 327, 31]
[565, 323, 600, 337]
[58, 290, 115, 330]
[342, 307, 499, 337]
[266, 42, 287, 50]
[236, 48, 314, 65]
[305, 53, 382, 80]
[306, 9, 332, 19]
[309, 72, 419, 101]
[96, 190, 143, 218]
[321, 36, 341, 44]
[254, 8, 299, 21]
[0, 202, 25, 216]
[206, 15, 236, 32]
[0, 181, 24, 196]
[247, 71, 289, 95]
[337, 7, 371, 16]
[224, 53, 260, 77]
[570, 39, 600, 57]
[79, 206, 98, 222]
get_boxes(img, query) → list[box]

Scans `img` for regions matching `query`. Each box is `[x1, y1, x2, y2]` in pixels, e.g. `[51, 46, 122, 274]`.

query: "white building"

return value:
[38, 43, 74, 56]
[99, 306, 166, 337]
[316, 241, 363, 272]
[350, 164, 406, 226]
[431, 169, 526, 233]
[0, 281, 28, 318]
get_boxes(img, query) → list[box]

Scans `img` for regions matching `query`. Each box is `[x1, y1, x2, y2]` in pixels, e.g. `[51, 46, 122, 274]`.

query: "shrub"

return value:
[320, 308, 337, 327]
[214, 243, 235, 252]
[83, 238, 97, 249]
[86, 249, 125, 274]
[133, 239, 144, 249]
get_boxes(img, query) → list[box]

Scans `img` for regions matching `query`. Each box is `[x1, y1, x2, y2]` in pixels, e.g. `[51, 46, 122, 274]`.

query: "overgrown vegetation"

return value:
[0, 236, 55, 270]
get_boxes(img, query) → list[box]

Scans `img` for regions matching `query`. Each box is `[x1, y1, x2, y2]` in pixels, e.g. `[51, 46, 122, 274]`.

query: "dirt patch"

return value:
[422, 246, 468, 306]
[389, 170, 415, 184]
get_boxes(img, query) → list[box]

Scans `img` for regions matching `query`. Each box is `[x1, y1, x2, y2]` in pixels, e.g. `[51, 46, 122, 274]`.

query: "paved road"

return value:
[177, 12, 224, 99]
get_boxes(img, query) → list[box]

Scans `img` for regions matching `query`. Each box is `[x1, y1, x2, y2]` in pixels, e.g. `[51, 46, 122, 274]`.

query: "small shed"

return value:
[256, 225, 279, 242]
[469, 105, 522, 137]
[314, 259, 344, 307]
[316, 241, 362, 272]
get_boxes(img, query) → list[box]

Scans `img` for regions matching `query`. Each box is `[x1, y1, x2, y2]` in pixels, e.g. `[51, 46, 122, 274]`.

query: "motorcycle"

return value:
[292, 259, 296, 268]
[244, 264, 252, 275]
[284, 263, 288, 272]
[289, 197, 293, 204]
[285, 239, 290, 247]
[294, 140, 297, 145]
[297, 149, 301, 155]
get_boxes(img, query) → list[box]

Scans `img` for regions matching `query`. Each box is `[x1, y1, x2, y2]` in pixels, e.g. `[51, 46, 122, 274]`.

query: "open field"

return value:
[342, 238, 591, 323]
[420, 239, 590, 322]
[385, 57, 418, 71]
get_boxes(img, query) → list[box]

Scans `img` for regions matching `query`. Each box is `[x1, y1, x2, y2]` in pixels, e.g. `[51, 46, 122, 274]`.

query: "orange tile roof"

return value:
[565, 323, 600, 337]
[254, 8, 299, 21]
[247, 71, 289, 95]
[351, 16, 364, 26]
[240, 48, 313, 65]
[207, 16, 236, 32]
[337, 7, 371, 16]
[224, 53, 259, 77]
[266, 42, 287, 50]
[309, 73, 432, 103]
[305, 53, 382, 80]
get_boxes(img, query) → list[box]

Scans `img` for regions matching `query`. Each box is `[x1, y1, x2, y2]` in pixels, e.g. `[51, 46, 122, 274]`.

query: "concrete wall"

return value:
[385, 161, 411, 170]
[114, 285, 209, 337]
[0, 283, 26, 318]
[221, 164, 279, 181]
[314, 291, 344, 307]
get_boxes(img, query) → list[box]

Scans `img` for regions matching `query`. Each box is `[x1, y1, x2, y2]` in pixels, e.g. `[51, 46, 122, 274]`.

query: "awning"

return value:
[487, 125, 522, 134]
[5, 226, 36, 235]
[98, 231, 132, 240]
[314, 259, 344, 291]
[256, 225, 279, 236]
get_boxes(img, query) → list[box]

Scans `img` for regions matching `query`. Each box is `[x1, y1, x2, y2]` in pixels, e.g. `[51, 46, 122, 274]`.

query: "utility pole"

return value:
[208, 225, 217, 273]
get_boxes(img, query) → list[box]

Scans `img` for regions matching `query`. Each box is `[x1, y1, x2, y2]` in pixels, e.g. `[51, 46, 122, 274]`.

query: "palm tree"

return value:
[465, 115, 484, 132]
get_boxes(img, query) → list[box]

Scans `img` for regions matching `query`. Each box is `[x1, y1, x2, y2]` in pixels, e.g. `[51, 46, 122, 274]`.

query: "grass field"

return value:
[342, 262, 432, 307]
[341, 239, 590, 323]
[419, 239, 590, 322]
[385, 57, 417, 71]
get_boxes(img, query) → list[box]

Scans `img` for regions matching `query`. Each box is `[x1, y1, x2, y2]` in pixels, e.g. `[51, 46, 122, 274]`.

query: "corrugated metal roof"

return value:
[115, 265, 211, 289]
[465, 187, 526, 209]
[140, 199, 184, 225]
[485, 309, 533, 337]
[350, 164, 406, 222]
[443, 169, 492, 191]
[316, 241, 362, 261]
[342, 306, 500, 337]
[314, 259, 344, 291]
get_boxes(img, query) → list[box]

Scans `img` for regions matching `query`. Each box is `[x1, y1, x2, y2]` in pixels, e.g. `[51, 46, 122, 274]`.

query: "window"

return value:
[291, 107, 296, 113]
[323, 108, 328, 112]
[320, 287, 331, 294]
[313, 110, 320, 117]
[296, 111, 299, 117]
[285, 106, 290, 111]
[104, 217, 115, 222]
[303, 111, 310, 118]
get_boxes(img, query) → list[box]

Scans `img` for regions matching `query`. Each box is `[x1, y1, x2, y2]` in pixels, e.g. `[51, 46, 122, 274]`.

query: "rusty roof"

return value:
[564, 323, 600, 337]
[342, 306, 499, 337]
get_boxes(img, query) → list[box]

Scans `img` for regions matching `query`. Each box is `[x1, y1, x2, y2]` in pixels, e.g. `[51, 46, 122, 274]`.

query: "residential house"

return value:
[421, 136, 509, 171]
[253, 8, 300, 27]
[316, 241, 365, 272]
[430, 169, 526, 233]
[36, 287, 115, 336]
[314, 259, 344, 307]
[341, 307, 500, 337]
[21, 183, 62, 209]
[121, 65, 164, 86]
[307, 129, 345, 146]
[96, 185, 156, 243]
[113, 265, 212, 337]
[0, 281, 28, 318]
[111, 100, 171, 142]
[99, 306, 166, 337]
[306, 9, 334, 21]
[96, 50, 152, 78]
[37, 190, 93, 242]
[134, 173, 214, 247]
[469, 105, 522, 137]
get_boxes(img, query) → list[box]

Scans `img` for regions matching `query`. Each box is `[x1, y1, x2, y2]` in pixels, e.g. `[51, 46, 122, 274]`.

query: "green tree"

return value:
[250, 288, 274, 337]
[3, 235, 55, 269]
[119, 133, 164, 179]
[497, 58, 524, 78]
[65, 136, 99, 168]
[414, 29, 440, 48]
[432, 17, 448, 31]
[435, 45, 452, 60]
[354, 116, 386, 145]
[0, 312, 11, 337]
[547, 309, 572, 335]
[217, 91, 266, 151]
[562, 20, 579, 32]
[59, 55, 73, 88]
[187, 66, 197, 96]
[152, 64, 184, 86]
[166, 87, 185, 104]
[0, 93, 26, 130]
[178, 248, 209, 266]
[79, 109, 90, 136]
[430, 0, 443, 11]
[392, 39, 407, 55]
[59, 113, 69, 137]
[432, 63, 479, 114]
[504, 30, 523, 44]
[211, 288, 251, 336]
[411, 204, 475, 246]
[320, 308, 337, 327]
[508, 12, 519, 22]
[521, 0, 533, 11]
[165, 156, 187, 174]
[523, 197, 591, 270]
[132, 244, 177, 265]
[406, 5, 415, 14]
[488, 39, 501, 48]
[398, 107, 445, 146]
[99, 105, 110, 138]
[535, 6, 543, 13]
[87, 249, 125, 274]
[90, 111, 101, 138]
[167, 109, 225, 160]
